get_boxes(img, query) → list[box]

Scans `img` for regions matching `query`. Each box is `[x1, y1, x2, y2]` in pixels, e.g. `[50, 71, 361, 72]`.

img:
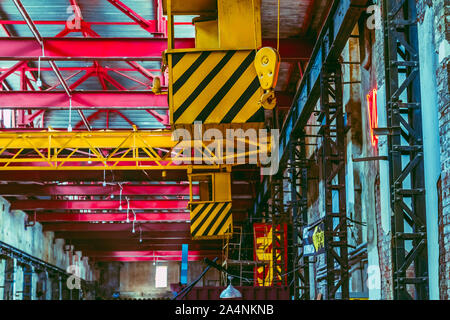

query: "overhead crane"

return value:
[0, 0, 280, 242]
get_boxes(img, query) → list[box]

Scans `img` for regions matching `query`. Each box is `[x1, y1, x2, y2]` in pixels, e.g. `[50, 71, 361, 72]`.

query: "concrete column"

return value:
[7, 258, 17, 300]
[59, 275, 63, 300]
[14, 260, 22, 300]
[417, 5, 440, 300]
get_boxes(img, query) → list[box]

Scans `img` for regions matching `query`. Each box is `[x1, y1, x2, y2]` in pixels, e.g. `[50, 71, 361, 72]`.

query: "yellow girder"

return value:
[0, 130, 270, 171]
[0, 130, 177, 149]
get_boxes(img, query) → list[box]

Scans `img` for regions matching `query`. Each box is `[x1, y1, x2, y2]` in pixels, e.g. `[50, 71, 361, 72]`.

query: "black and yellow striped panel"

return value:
[169, 50, 265, 125]
[189, 202, 233, 240]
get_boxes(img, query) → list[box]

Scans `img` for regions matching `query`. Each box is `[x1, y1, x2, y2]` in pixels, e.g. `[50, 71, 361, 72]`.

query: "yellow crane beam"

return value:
[0, 130, 270, 171]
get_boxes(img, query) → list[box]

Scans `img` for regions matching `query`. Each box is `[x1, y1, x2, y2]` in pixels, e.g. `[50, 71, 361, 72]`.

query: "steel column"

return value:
[383, 0, 428, 300]
[288, 134, 310, 299]
[319, 63, 349, 300]
[269, 178, 287, 286]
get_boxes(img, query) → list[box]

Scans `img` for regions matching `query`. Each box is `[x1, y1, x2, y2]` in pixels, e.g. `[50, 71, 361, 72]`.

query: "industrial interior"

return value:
[0, 0, 448, 300]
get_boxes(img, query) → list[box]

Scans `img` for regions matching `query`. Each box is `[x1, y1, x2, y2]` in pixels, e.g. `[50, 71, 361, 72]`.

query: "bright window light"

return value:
[155, 265, 168, 288]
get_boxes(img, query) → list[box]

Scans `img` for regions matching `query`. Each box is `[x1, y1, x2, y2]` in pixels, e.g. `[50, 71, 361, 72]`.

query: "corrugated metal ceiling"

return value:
[0, 0, 195, 129]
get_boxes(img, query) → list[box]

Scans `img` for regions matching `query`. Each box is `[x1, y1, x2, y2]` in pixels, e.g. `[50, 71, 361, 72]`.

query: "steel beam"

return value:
[0, 90, 293, 110]
[13, 199, 251, 211]
[0, 38, 194, 61]
[31, 211, 246, 223]
[0, 183, 252, 196]
[0, 91, 168, 109]
[91, 256, 209, 262]
[11, 200, 189, 210]
[54, 231, 195, 239]
[0, 184, 195, 196]
[32, 213, 191, 222]
[85, 250, 216, 258]
[0, 130, 269, 171]
[0, 168, 260, 183]
[0, 38, 311, 61]
[72, 243, 220, 252]
[73, 242, 222, 251]
[42, 222, 190, 232]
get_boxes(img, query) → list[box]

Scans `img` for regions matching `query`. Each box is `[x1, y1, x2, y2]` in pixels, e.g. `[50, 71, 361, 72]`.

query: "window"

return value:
[155, 265, 168, 288]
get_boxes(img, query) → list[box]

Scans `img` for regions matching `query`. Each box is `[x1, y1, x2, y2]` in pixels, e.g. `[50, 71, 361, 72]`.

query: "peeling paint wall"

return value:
[424, 0, 450, 300]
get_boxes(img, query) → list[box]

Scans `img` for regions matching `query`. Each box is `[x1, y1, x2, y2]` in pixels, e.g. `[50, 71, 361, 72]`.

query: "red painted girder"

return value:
[0, 90, 291, 111]
[0, 37, 194, 61]
[0, 61, 28, 82]
[0, 38, 311, 61]
[34, 213, 190, 222]
[71, 243, 219, 251]
[12, 200, 189, 210]
[42, 222, 189, 232]
[33, 211, 246, 222]
[91, 256, 210, 262]
[69, 238, 221, 247]
[0, 184, 194, 196]
[85, 250, 216, 257]
[0, 20, 190, 26]
[54, 231, 194, 239]
[0, 183, 252, 196]
[0, 91, 168, 109]
[65, 238, 223, 248]
[0, 168, 260, 183]
[13, 199, 252, 211]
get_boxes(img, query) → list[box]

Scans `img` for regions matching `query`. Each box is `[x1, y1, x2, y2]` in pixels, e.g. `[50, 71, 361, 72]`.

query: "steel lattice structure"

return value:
[319, 63, 349, 300]
[0, 130, 270, 170]
[288, 134, 310, 299]
[383, 0, 428, 300]
[269, 178, 288, 287]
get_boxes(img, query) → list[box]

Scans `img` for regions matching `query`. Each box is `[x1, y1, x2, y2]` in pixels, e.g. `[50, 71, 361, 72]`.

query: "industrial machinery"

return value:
[188, 169, 232, 240]
[163, 0, 280, 240]
[163, 0, 280, 129]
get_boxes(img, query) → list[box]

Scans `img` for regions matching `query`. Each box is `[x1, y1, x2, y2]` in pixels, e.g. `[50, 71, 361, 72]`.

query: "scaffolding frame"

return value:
[382, 0, 428, 300]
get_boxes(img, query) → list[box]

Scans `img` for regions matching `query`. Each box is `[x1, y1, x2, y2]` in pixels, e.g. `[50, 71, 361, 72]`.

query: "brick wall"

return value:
[429, 0, 450, 300]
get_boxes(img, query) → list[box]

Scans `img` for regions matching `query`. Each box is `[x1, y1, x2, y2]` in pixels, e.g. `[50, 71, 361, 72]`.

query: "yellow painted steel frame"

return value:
[188, 170, 233, 240]
[0, 130, 270, 170]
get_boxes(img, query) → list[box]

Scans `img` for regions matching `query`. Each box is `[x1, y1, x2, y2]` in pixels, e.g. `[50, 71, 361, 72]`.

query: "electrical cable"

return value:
[67, 97, 73, 132]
